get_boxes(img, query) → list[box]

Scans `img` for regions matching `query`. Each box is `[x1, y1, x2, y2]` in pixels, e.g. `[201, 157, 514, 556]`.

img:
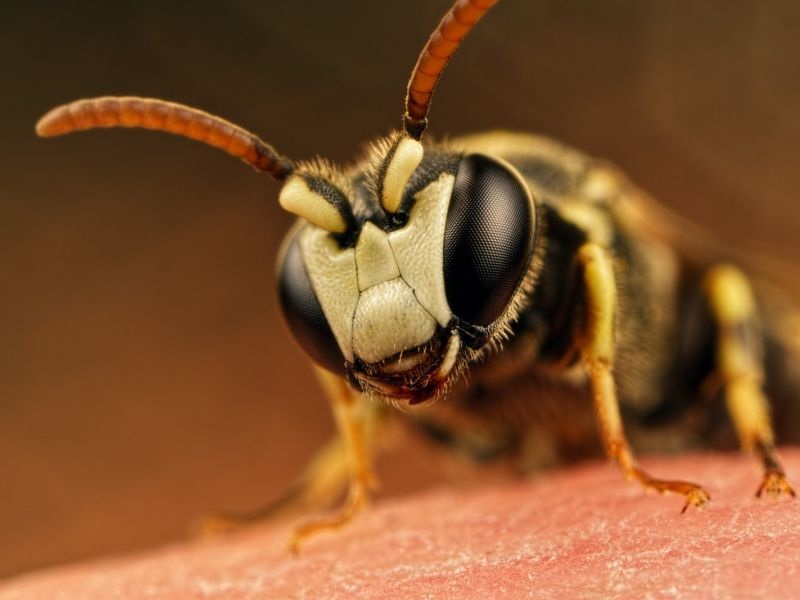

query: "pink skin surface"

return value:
[0, 449, 797, 599]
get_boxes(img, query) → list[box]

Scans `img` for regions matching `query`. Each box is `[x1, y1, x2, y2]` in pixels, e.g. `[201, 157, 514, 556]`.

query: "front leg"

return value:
[195, 366, 381, 548]
[288, 366, 379, 553]
[577, 243, 710, 511]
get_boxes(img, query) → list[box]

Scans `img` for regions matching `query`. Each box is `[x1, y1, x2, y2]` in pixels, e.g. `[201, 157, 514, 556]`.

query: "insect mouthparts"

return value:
[348, 332, 461, 405]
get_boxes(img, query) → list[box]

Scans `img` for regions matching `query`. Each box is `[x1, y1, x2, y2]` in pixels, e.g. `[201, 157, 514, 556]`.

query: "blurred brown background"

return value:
[2, 0, 799, 580]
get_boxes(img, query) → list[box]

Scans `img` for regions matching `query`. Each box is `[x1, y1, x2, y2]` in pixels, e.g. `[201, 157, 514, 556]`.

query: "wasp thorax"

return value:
[277, 138, 537, 403]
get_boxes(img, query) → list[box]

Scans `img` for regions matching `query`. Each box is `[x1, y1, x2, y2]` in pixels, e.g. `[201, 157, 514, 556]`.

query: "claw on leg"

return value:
[756, 470, 796, 499]
[752, 441, 795, 500]
[629, 466, 710, 513]
[681, 486, 712, 513]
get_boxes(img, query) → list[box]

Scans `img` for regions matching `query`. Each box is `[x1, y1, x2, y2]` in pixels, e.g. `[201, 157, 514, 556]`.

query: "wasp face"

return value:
[277, 137, 538, 404]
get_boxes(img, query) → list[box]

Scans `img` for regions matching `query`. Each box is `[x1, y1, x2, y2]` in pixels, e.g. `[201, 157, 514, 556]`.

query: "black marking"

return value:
[642, 278, 715, 426]
[351, 173, 387, 226]
[449, 316, 490, 349]
[520, 205, 588, 363]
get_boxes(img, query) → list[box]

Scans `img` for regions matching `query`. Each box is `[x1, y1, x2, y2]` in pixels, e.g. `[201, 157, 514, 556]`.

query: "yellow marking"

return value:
[704, 264, 756, 325]
[279, 175, 347, 233]
[354, 222, 401, 290]
[580, 167, 621, 203]
[436, 333, 461, 379]
[300, 227, 359, 362]
[388, 173, 455, 327]
[725, 377, 772, 449]
[381, 138, 423, 213]
[577, 243, 616, 364]
[561, 202, 614, 247]
[703, 265, 771, 448]
[351, 279, 437, 363]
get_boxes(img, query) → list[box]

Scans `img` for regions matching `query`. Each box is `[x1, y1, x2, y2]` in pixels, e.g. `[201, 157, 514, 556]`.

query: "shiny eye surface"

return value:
[277, 233, 345, 375]
[443, 154, 537, 327]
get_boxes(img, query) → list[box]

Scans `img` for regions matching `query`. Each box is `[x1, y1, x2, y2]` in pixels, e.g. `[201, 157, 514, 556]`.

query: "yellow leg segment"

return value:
[288, 367, 379, 553]
[194, 435, 350, 538]
[195, 367, 381, 546]
[703, 264, 795, 498]
[578, 243, 710, 511]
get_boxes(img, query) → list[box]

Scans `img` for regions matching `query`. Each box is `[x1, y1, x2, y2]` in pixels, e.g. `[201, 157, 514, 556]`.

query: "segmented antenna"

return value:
[36, 96, 294, 180]
[403, 0, 499, 140]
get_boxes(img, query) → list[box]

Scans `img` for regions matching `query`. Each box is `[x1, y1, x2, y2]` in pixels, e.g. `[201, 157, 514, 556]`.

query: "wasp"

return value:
[36, 0, 796, 551]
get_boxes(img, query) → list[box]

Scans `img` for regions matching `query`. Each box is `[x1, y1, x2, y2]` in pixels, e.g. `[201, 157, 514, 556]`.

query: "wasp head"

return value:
[34, 0, 506, 406]
[277, 135, 539, 404]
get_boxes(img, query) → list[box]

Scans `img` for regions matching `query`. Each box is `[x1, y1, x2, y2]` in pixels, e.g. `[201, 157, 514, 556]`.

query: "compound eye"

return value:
[443, 154, 537, 327]
[277, 232, 345, 375]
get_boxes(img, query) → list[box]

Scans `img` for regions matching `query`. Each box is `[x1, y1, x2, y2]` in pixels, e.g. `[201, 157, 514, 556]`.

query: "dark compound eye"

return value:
[277, 232, 346, 375]
[443, 154, 537, 327]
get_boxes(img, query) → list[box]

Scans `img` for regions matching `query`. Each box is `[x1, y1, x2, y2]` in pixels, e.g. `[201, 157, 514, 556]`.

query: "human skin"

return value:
[0, 449, 797, 599]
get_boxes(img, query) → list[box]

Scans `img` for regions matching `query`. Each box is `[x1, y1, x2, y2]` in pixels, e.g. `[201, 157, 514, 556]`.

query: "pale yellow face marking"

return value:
[389, 173, 455, 327]
[279, 176, 347, 233]
[300, 227, 359, 362]
[351, 279, 437, 363]
[381, 138, 424, 213]
[297, 172, 456, 365]
[355, 222, 401, 291]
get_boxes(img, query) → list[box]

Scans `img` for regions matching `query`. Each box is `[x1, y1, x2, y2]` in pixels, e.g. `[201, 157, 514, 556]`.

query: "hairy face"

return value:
[277, 137, 538, 404]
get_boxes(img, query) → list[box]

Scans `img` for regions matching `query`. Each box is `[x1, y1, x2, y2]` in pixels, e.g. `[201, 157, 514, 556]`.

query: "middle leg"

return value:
[577, 242, 710, 511]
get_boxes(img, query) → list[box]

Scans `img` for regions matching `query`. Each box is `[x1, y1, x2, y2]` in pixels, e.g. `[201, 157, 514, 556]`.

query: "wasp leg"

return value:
[578, 243, 710, 511]
[195, 367, 382, 545]
[194, 435, 350, 537]
[287, 366, 379, 553]
[703, 264, 795, 499]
